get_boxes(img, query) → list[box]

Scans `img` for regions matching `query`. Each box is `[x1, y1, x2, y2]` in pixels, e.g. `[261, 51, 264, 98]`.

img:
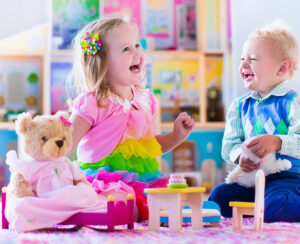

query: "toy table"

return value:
[145, 187, 206, 232]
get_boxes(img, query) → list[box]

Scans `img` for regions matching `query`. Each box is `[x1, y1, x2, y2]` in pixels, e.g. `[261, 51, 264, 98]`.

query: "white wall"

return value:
[231, 0, 300, 99]
[0, 0, 49, 39]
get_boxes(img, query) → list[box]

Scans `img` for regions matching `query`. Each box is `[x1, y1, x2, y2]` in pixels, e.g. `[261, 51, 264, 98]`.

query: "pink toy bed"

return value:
[1, 187, 134, 231]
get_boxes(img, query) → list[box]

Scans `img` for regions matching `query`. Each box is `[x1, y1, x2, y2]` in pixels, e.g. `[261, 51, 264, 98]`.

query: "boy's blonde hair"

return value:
[249, 19, 299, 77]
[68, 15, 143, 107]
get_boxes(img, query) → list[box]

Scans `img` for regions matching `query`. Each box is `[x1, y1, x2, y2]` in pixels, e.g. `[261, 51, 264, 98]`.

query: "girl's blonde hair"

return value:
[68, 15, 143, 107]
[249, 19, 299, 77]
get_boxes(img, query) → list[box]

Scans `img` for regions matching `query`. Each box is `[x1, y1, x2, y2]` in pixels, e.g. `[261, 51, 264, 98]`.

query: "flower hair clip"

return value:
[80, 32, 102, 55]
[59, 116, 72, 127]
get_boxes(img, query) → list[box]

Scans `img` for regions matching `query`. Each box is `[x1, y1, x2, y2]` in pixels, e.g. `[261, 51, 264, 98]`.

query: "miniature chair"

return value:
[229, 169, 265, 231]
[1, 187, 134, 231]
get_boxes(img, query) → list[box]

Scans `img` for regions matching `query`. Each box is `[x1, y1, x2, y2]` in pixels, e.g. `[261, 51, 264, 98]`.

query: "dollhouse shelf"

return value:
[51, 50, 73, 62]
[0, 51, 45, 57]
[145, 50, 224, 58]
[160, 122, 225, 130]
[51, 50, 223, 58]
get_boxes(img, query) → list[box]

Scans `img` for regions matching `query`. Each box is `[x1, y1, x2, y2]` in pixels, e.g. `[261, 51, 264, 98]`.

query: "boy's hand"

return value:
[239, 153, 260, 172]
[247, 135, 282, 158]
[173, 112, 195, 141]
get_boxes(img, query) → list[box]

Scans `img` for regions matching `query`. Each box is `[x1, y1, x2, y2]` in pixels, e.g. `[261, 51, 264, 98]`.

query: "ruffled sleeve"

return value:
[72, 92, 99, 126]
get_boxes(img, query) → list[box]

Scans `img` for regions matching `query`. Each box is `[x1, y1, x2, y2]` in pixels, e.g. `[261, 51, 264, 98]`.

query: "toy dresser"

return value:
[145, 187, 206, 232]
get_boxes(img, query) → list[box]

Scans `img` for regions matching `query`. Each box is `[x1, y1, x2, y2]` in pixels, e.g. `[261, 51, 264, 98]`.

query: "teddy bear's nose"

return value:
[55, 140, 64, 148]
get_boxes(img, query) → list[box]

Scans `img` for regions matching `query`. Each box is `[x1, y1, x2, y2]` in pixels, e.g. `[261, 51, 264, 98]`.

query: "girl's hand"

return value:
[239, 153, 260, 172]
[247, 135, 282, 158]
[173, 112, 195, 142]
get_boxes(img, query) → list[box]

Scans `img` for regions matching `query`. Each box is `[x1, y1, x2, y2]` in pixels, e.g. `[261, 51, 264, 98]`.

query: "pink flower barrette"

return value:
[59, 116, 72, 127]
[80, 32, 101, 55]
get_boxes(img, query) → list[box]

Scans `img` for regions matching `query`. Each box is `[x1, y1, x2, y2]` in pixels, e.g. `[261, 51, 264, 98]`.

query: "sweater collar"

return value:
[246, 80, 292, 101]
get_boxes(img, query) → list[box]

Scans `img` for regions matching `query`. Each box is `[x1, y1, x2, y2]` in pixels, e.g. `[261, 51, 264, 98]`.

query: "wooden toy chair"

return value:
[229, 169, 265, 231]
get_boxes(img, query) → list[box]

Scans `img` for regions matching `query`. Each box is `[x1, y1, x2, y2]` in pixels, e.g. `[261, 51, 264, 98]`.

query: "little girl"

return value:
[68, 16, 195, 221]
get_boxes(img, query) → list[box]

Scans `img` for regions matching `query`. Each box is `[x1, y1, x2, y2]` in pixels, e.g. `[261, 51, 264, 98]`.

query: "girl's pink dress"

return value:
[4, 151, 131, 232]
[73, 87, 168, 221]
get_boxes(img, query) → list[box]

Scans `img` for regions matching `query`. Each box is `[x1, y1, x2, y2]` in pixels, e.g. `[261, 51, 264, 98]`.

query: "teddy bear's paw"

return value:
[225, 174, 235, 184]
[10, 173, 34, 198]
[282, 159, 292, 170]
[6, 150, 17, 159]
[6, 150, 19, 168]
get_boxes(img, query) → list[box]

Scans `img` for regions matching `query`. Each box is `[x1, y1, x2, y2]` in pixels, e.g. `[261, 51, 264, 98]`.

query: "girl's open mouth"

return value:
[129, 64, 140, 73]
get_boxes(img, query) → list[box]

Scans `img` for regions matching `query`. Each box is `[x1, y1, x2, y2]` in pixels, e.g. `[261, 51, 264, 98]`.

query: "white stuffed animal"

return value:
[225, 137, 292, 187]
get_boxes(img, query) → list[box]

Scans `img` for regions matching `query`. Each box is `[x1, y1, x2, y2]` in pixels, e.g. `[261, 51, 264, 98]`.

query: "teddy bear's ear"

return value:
[15, 112, 33, 134]
[55, 111, 69, 121]
[55, 111, 72, 128]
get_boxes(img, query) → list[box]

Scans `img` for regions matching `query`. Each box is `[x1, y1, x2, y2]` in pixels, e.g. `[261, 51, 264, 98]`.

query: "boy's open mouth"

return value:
[243, 72, 254, 81]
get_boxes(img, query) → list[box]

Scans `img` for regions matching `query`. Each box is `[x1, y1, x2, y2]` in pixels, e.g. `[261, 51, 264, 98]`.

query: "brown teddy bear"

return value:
[6, 111, 88, 198]
[5, 111, 105, 232]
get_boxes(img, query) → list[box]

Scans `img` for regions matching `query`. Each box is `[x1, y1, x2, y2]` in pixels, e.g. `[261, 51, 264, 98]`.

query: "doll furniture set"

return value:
[2, 171, 265, 232]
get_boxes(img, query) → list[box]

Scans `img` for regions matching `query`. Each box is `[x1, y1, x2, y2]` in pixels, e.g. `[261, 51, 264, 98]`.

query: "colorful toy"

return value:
[229, 169, 265, 231]
[145, 187, 206, 232]
[168, 174, 187, 188]
[160, 200, 221, 227]
[2, 187, 134, 231]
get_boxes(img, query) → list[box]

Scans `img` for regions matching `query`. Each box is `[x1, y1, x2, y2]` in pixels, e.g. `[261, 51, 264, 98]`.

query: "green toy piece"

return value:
[167, 183, 188, 189]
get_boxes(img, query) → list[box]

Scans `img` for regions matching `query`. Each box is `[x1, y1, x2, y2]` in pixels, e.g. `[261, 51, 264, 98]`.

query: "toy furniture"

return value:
[229, 169, 265, 231]
[201, 159, 216, 192]
[1, 187, 134, 231]
[160, 200, 221, 227]
[145, 187, 206, 232]
[172, 141, 196, 172]
[175, 171, 202, 187]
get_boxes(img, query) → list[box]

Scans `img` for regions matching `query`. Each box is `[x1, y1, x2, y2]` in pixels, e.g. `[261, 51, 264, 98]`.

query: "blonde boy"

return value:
[209, 20, 300, 222]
